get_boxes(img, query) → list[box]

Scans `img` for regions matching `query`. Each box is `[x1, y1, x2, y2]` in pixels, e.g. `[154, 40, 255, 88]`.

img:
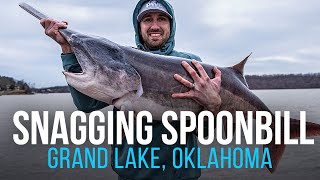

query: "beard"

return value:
[141, 29, 170, 50]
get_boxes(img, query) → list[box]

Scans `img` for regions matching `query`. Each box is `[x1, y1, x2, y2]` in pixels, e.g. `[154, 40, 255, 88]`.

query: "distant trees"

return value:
[0, 76, 15, 90]
[246, 73, 320, 89]
[1, 73, 320, 94]
[0, 76, 32, 93]
[31, 86, 70, 93]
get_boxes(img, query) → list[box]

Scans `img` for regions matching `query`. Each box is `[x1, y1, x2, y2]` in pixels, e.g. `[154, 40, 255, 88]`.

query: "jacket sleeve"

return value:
[61, 53, 108, 112]
[183, 52, 202, 62]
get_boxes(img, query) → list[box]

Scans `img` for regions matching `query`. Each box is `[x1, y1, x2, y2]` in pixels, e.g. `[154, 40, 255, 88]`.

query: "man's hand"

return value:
[172, 60, 222, 113]
[40, 18, 73, 54]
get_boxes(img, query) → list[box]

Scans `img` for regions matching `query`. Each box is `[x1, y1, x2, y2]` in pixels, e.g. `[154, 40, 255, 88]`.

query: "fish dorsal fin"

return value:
[232, 52, 252, 74]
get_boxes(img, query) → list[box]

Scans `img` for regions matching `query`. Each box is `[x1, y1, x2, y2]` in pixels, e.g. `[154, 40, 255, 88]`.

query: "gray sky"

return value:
[1, 0, 319, 87]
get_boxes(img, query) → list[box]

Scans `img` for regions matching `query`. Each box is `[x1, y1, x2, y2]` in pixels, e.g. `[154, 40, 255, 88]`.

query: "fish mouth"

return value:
[62, 71, 83, 75]
[59, 30, 93, 73]
[62, 71, 92, 87]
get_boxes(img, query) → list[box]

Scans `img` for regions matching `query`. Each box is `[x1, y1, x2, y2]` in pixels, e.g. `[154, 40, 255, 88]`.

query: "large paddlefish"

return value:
[20, 2, 320, 173]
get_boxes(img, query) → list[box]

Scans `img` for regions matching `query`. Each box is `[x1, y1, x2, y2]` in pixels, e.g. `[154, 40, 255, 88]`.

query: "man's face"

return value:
[139, 12, 170, 50]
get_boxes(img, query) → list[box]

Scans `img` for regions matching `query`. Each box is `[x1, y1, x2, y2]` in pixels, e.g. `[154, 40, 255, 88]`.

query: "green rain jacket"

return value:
[61, 0, 202, 179]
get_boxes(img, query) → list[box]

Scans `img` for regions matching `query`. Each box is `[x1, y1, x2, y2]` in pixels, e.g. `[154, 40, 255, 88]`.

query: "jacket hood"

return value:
[133, 0, 176, 55]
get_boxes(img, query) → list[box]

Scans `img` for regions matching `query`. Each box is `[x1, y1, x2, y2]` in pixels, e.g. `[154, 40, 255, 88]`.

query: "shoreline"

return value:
[0, 90, 32, 96]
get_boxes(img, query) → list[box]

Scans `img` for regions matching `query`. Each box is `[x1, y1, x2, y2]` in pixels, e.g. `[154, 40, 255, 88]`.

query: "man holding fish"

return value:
[40, 0, 222, 179]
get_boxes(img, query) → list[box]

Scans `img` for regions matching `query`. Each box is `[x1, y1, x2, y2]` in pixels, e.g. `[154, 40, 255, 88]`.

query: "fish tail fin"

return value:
[291, 117, 320, 138]
[263, 142, 286, 173]
[284, 117, 320, 139]
[265, 116, 320, 173]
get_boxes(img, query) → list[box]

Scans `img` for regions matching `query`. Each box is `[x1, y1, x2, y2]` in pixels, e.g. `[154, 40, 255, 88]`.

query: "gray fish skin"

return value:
[60, 29, 320, 173]
[61, 29, 143, 105]
[60, 29, 267, 118]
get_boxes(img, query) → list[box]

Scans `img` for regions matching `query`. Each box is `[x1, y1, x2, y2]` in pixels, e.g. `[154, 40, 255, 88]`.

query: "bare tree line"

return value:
[246, 73, 320, 89]
[1, 73, 320, 94]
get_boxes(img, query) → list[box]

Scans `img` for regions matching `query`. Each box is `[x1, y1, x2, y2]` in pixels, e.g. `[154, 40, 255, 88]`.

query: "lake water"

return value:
[0, 89, 319, 180]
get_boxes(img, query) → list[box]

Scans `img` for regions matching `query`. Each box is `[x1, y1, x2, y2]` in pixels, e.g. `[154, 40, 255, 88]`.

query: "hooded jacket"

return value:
[61, 0, 202, 179]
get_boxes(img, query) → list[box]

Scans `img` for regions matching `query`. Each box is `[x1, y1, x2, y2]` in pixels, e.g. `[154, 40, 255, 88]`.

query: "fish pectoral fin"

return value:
[120, 104, 132, 114]
[121, 64, 144, 99]
[112, 92, 137, 112]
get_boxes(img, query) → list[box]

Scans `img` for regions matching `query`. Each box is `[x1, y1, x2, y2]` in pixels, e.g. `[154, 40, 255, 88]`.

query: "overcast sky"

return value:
[1, 0, 319, 87]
